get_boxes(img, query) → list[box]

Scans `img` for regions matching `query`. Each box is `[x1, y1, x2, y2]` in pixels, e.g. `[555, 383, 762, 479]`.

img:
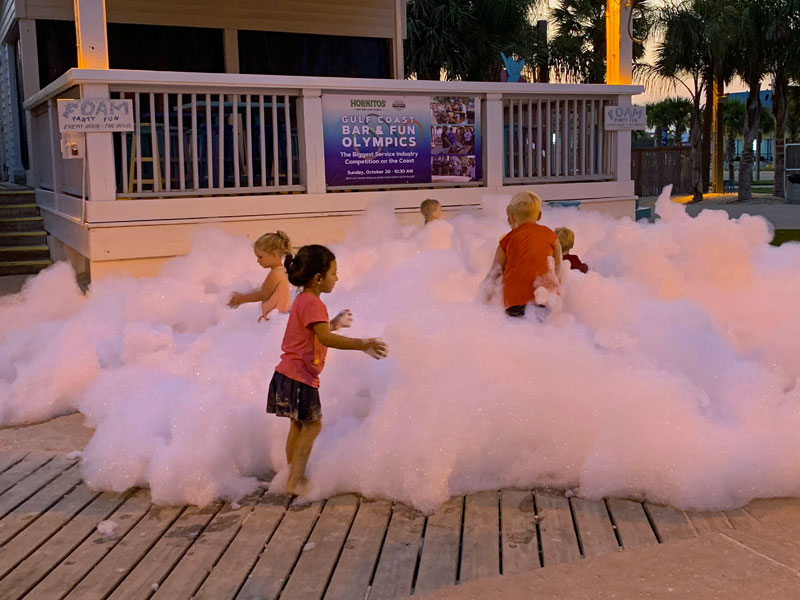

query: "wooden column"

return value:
[296, 88, 326, 195]
[224, 29, 240, 74]
[392, 0, 405, 79]
[485, 93, 505, 190]
[606, 0, 633, 85]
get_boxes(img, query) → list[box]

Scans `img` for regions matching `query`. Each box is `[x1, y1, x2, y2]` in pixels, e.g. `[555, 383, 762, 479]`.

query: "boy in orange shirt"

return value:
[483, 191, 562, 318]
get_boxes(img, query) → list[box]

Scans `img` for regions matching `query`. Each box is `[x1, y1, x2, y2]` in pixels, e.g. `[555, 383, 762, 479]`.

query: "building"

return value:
[0, 0, 642, 279]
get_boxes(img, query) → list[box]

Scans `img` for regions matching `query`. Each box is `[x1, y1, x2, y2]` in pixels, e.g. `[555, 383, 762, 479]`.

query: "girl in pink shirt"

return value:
[268, 244, 388, 496]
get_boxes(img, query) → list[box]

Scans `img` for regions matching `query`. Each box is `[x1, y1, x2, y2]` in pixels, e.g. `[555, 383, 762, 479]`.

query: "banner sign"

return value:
[322, 94, 481, 187]
[57, 98, 135, 132]
[604, 104, 647, 131]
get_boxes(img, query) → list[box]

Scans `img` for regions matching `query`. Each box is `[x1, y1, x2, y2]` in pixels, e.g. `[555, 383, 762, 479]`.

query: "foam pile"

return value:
[1, 191, 799, 512]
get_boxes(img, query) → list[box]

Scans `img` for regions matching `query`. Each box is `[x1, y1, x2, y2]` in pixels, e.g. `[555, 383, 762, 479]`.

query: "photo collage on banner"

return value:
[321, 94, 481, 188]
[430, 96, 480, 183]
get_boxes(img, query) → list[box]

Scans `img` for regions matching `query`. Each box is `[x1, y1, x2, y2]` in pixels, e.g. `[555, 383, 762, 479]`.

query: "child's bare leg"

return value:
[286, 420, 302, 465]
[286, 420, 322, 495]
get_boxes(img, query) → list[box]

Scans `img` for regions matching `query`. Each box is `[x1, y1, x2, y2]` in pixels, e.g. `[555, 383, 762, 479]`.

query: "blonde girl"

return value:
[229, 231, 292, 321]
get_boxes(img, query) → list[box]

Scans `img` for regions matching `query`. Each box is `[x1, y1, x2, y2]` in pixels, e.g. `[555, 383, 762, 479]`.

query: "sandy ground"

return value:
[0, 412, 94, 453]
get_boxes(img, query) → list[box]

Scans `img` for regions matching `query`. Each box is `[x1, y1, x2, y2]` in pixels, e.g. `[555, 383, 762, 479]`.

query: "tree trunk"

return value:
[756, 131, 762, 181]
[655, 126, 662, 148]
[738, 84, 761, 202]
[691, 103, 703, 203]
[727, 136, 736, 182]
[702, 76, 713, 192]
[773, 70, 787, 198]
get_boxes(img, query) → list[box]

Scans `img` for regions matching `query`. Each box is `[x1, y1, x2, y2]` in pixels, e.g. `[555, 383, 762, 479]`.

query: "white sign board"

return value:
[604, 105, 647, 131]
[57, 98, 135, 132]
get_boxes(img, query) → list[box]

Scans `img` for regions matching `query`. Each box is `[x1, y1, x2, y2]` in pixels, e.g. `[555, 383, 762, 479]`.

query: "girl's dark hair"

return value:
[284, 245, 336, 287]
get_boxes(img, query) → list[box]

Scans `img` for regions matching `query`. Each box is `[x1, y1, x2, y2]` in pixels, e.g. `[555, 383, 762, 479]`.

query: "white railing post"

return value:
[614, 94, 633, 185]
[296, 88, 325, 194]
[82, 82, 118, 201]
[485, 93, 504, 190]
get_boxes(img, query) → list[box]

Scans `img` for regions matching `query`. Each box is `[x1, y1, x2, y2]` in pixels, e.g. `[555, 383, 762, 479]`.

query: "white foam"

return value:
[1, 197, 799, 512]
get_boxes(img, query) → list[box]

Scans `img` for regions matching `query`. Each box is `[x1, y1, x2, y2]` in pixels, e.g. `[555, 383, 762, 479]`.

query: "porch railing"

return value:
[25, 70, 641, 205]
[113, 90, 301, 198]
[503, 97, 614, 184]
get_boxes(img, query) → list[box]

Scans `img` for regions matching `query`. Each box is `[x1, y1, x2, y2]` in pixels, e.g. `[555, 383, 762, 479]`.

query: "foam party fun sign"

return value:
[603, 104, 647, 131]
[57, 98, 134, 132]
[322, 94, 481, 187]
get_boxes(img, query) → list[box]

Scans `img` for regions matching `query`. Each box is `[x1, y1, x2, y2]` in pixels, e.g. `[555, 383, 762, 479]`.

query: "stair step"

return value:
[0, 245, 51, 261]
[0, 216, 45, 232]
[0, 231, 48, 246]
[0, 190, 35, 206]
[0, 204, 40, 218]
[0, 259, 52, 276]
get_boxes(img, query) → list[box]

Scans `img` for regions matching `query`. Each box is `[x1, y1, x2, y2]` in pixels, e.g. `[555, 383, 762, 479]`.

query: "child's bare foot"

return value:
[286, 476, 310, 497]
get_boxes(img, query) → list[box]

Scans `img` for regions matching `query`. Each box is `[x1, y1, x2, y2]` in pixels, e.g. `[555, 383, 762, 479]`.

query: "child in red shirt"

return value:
[483, 191, 562, 317]
[268, 245, 388, 496]
[555, 227, 589, 273]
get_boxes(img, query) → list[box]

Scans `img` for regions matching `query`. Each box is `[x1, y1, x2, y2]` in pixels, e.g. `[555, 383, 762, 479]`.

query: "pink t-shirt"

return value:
[275, 292, 330, 388]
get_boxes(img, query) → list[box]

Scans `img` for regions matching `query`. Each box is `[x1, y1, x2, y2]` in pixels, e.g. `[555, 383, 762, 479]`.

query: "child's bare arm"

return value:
[312, 322, 387, 357]
[487, 246, 506, 279]
[552, 239, 563, 279]
[229, 271, 281, 308]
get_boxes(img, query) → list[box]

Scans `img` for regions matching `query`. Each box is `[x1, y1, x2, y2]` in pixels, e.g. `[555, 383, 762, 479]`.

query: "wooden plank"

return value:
[106, 502, 221, 600]
[724, 508, 760, 530]
[685, 510, 732, 535]
[605, 499, 658, 550]
[26, 490, 152, 600]
[193, 493, 290, 600]
[643, 503, 697, 543]
[0, 479, 96, 578]
[63, 503, 184, 600]
[0, 453, 53, 497]
[500, 489, 539, 575]
[368, 503, 424, 600]
[0, 455, 75, 519]
[0, 492, 129, 600]
[741, 498, 800, 523]
[234, 499, 323, 600]
[460, 490, 499, 583]
[535, 491, 581, 566]
[570, 497, 619, 558]
[281, 494, 360, 600]
[324, 498, 391, 600]
[0, 451, 28, 474]
[0, 464, 84, 547]
[152, 492, 263, 600]
[413, 495, 462, 595]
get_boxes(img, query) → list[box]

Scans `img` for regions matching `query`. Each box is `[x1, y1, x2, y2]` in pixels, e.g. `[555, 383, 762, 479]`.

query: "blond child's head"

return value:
[420, 198, 443, 223]
[555, 227, 575, 253]
[253, 231, 292, 269]
[506, 191, 542, 227]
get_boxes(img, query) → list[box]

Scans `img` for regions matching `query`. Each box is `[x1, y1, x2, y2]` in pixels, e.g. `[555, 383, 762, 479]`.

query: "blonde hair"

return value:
[420, 198, 441, 219]
[507, 191, 542, 222]
[254, 230, 292, 256]
[555, 227, 575, 253]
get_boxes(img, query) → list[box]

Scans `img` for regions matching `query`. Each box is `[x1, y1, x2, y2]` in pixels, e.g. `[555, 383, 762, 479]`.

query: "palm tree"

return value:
[756, 106, 775, 182]
[730, 0, 779, 201]
[405, 0, 546, 81]
[646, 100, 673, 147]
[645, 1, 728, 202]
[665, 97, 693, 143]
[548, 0, 650, 84]
[769, 0, 800, 198]
[722, 99, 746, 181]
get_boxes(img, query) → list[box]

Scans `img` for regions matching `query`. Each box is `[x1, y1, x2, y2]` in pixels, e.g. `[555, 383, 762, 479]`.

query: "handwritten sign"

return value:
[604, 105, 647, 130]
[57, 98, 135, 132]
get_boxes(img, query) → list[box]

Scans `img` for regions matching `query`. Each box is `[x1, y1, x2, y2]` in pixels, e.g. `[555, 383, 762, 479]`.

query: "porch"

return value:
[25, 68, 641, 279]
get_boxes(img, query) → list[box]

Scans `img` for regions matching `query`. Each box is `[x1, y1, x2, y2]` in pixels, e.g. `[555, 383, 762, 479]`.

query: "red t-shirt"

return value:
[275, 292, 330, 388]
[499, 221, 557, 308]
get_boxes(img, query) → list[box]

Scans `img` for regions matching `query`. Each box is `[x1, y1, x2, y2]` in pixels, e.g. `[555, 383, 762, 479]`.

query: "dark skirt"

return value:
[266, 371, 322, 422]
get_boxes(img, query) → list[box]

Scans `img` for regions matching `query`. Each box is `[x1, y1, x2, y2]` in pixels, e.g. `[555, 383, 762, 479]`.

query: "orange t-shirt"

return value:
[499, 221, 557, 308]
[275, 292, 329, 388]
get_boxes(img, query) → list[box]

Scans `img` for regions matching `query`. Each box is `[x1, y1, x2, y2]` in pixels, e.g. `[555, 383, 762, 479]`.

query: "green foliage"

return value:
[722, 99, 746, 136]
[646, 98, 692, 141]
[548, 0, 650, 84]
[405, 0, 547, 81]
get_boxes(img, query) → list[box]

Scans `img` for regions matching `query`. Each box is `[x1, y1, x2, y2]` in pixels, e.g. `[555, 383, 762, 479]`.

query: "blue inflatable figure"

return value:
[501, 52, 526, 83]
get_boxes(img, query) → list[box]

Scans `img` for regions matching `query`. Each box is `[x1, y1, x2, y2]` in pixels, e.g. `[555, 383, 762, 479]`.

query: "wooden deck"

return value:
[0, 451, 791, 600]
